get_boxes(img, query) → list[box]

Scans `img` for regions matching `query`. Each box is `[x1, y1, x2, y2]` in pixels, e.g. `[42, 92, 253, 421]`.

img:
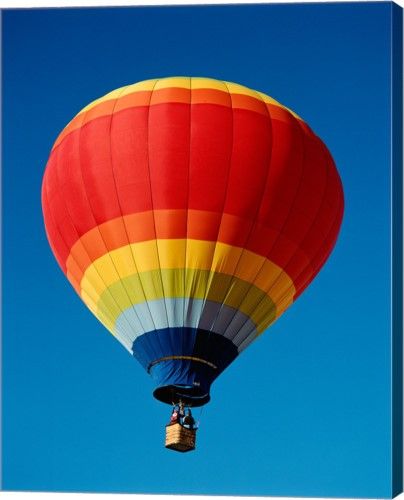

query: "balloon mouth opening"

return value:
[153, 384, 211, 407]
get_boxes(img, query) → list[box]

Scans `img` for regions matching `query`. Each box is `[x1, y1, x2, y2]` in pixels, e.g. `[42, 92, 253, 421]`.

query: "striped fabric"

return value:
[42, 77, 344, 405]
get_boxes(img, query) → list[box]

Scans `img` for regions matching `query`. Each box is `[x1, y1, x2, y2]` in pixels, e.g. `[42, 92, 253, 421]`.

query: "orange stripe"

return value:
[115, 89, 152, 112]
[65, 209, 312, 289]
[52, 87, 304, 151]
[150, 86, 190, 105]
[232, 93, 268, 115]
[192, 88, 231, 106]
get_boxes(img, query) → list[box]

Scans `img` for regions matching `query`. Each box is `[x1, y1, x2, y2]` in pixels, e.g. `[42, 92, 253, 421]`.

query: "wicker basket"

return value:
[165, 423, 196, 452]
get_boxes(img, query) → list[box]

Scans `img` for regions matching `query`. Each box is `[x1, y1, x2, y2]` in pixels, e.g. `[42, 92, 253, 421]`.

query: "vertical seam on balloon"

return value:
[198, 80, 235, 363]
[108, 86, 159, 349]
[42, 170, 70, 269]
[42, 178, 72, 269]
[285, 160, 342, 302]
[122, 80, 170, 367]
[49, 136, 124, 337]
[144, 79, 172, 355]
[291, 200, 343, 301]
[288, 161, 344, 300]
[227, 107, 309, 350]
[209, 87, 275, 346]
[107, 87, 161, 364]
[75, 93, 141, 349]
[182, 77, 192, 356]
[47, 136, 134, 351]
[273, 192, 342, 309]
[262, 134, 333, 317]
[238, 129, 335, 351]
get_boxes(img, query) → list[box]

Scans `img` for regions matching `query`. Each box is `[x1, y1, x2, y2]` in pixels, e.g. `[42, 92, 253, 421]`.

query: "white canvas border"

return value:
[0, 2, 402, 500]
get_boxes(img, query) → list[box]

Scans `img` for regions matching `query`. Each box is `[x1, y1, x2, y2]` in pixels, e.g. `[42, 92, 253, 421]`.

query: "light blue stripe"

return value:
[114, 298, 258, 351]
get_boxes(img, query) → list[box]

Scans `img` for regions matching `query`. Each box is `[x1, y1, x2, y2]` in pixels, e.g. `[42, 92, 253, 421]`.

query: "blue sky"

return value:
[1, 2, 397, 497]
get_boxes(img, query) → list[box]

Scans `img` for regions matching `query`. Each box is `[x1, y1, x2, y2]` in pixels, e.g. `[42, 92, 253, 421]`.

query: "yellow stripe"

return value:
[91, 268, 277, 332]
[74, 238, 295, 338]
[68, 77, 303, 123]
[77, 239, 295, 310]
[79, 79, 159, 115]
[224, 81, 261, 99]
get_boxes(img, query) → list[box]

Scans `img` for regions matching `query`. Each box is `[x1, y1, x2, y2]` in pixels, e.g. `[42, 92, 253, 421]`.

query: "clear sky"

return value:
[1, 2, 397, 497]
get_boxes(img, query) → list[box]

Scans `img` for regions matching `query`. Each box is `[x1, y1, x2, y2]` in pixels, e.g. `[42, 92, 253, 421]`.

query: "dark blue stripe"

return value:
[132, 328, 238, 405]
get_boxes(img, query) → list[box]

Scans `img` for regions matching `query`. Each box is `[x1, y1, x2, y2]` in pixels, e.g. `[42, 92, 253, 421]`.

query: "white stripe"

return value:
[114, 298, 258, 350]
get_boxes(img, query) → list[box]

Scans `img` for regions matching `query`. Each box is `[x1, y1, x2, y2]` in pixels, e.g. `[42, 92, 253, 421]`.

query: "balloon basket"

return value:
[165, 423, 196, 452]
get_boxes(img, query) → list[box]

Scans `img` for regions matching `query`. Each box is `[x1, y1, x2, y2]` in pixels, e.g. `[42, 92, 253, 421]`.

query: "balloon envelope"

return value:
[42, 77, 344, 406]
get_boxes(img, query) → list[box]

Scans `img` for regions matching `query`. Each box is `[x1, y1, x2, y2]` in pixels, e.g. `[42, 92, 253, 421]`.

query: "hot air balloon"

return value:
[42, 77, 344, 452]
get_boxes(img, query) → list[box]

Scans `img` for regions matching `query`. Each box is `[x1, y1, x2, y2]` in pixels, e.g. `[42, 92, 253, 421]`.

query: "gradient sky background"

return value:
[1, 2, 398, 497]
